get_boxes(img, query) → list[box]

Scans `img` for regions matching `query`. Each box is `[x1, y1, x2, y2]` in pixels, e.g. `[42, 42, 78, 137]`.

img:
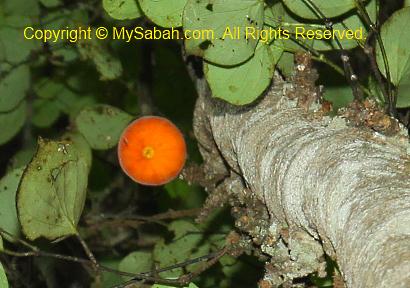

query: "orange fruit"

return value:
[117, 116, 187, 186]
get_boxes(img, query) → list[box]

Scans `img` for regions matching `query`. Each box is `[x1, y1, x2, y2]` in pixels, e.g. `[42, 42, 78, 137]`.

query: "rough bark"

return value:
[193, 74, 410, 287]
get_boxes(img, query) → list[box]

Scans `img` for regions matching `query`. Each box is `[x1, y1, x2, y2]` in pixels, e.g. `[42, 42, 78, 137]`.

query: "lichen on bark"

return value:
[193, 74, 410, 287]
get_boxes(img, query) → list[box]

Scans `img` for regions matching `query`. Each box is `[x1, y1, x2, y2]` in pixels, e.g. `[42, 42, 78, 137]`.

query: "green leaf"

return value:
[164, 178, 192, 199]
[75, 104, 134, 150]
[103, 0, 142, 20]
[0, 167, 25, 239]
[0, 100, 27, 145]
[153, 220, 210, 278]
[0, 65, 30, 112]
[282, 0, 355, 19]
[2, 0, 40, 17]
[139, 0, 187, 27]
[276, 50, 294, 78]
[183, 0, 264, 65]
[39, 0, 62, 8]
[205, 43, 282, 105]
[376, 7, 410, 107]
[396, 80, 410, 107]
[0, 236, 3, 251]
[406, 0, 410, 7]
[41, 9, 88, 31]
[32, 98, 61, 128]
[118, 251, 152, 280]
[61, 132, 93, 170]
[0, 18, 40, 64]
[57, 93, 96, 120]
[34, 78, 65, 100]
[0, 261, 8, 288]
[40, 9, 88, 62]
[220, 255, 243, 277]
[95, 258, 123, 288]
[323, 86, 354, 110]
[17, 138, 89, 240]
[77, 37, 123, 81]
[34, 78, 96, 120]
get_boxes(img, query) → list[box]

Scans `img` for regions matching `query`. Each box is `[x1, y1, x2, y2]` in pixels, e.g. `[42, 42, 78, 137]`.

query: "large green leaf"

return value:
[34, 78, 66, 100]
[183, 0, 264, 65]
[396, 80, 410, 107]
[75, 104, 134, 150]
[376, 7, 410, 107]
[0, 261, 8, 288]
[282, 0, 356, 19]
[0, 167, 25, 239]
[0, 100, 27, 145]
[103, 0, 142, 20]
[205, 43, 282, 105]
[0, 17, 40, 64]
[61, 132, 93, 170]
[1, 0, 40, 17]
[17, 138, 89, 240]
[0, 65, 30, 112]
[118, 251, 153, 280]
[32, 98, 61, 128]
[139, 0, 187, 27]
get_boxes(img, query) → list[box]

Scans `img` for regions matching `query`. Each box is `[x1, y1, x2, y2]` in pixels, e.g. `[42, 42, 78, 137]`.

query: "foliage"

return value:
[17, 137, 90, 240]
[376, 7, 410, 107]
[0, 261, 9, 288]
[0, 0, 408, 287]
[75, 104, 133, 150]
[103, 0, 142, 20]
[0, 167, 25, 239]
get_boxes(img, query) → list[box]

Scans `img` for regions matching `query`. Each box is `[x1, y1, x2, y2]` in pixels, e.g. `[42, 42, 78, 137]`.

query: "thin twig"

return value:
[150, 208, 201, 221]
[0, 229, 38, 252]
[2, 249, 90, 264]
[75, 233, 99, 271]
[302, 0, 363, 101]
[1, 235, 228, 288]
[354, 0, 395, 115]
[363, 44, 389, 102]
[85, 208, 201, 230]
[114, 247, 228, 288]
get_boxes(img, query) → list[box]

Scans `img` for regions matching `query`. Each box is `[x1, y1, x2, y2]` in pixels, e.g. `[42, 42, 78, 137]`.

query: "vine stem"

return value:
[75, 232, 99, 271]
[114, 247, 229, 288]
[85, 208, 201, 231]
[302, 0, 363, 101]
[0, 227, 231, 287]
[354, 0, 396, 115]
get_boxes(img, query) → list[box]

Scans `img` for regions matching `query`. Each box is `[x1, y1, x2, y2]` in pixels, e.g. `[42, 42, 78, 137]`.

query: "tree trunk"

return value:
[192, 74, 410, 288]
